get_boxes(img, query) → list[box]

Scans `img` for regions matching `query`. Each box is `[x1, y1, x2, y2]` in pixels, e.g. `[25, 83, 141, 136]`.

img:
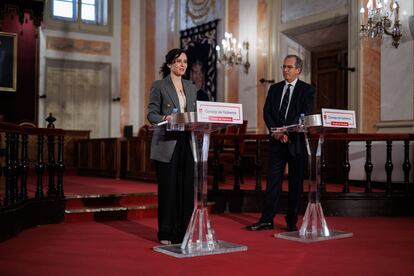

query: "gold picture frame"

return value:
[0, 32, 17, 92]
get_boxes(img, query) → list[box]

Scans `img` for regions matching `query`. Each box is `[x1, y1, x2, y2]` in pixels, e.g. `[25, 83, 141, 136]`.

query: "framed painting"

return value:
[180, 20, 218, 101]
[0, 32, 17, 92]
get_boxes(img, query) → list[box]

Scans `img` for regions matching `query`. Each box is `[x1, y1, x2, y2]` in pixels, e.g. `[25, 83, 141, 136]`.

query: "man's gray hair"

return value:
[285, 55, 303, 73]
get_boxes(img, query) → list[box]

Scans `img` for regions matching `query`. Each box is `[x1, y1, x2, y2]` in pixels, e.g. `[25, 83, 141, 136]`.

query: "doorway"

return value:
[44, 59, 111, 138]
[311, 48, 348, 182]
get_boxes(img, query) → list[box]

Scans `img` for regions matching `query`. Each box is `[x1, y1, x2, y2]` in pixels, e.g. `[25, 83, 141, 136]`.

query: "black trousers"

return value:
[155, 133, 194, 243]
[260, 141, 306, 226]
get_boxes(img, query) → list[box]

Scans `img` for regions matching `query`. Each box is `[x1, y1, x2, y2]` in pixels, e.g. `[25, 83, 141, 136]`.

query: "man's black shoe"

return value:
[286, 224, 298, 232]
[247, 221, 274, 231]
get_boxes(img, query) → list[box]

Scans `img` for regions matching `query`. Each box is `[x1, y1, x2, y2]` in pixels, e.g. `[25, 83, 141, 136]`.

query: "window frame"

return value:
[45, 0, 113, 35]
[80, 0, 98, 24]
[51, 0, 77, 22]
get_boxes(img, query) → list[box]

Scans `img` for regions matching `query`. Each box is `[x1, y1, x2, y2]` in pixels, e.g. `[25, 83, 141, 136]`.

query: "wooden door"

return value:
[45, 60, 111, 138]
[311, 49, 348, 183]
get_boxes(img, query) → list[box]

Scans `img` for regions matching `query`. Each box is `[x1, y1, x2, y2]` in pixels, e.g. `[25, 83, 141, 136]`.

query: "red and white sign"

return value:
[321, 108, 356, 128]
[197, 101, 243, 124]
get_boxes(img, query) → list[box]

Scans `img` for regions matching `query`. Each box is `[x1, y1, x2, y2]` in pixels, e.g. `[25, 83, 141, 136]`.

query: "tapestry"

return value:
[180, 19, 219, 101]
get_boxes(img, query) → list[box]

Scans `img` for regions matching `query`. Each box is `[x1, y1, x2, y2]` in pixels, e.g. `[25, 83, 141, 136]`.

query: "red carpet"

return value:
[215, 176, 380, 193]
[3, 169, 373, 201]
[1, 171, 412, 275]
[24, 169, 158, 197]
[1, 213, 414, 276]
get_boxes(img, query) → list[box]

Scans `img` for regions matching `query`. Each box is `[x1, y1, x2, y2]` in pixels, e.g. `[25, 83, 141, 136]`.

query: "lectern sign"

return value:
[321, 108, 356, 128]
[196, 101, 243, 124]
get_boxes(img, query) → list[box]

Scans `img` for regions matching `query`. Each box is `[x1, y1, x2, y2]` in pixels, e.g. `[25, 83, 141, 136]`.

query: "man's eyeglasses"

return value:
[281, 65, 297, 70]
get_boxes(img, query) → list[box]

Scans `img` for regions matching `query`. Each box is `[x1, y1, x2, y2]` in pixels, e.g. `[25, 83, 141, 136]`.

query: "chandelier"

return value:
[215, 32, 250, 74]
[360, 0, 402, 48]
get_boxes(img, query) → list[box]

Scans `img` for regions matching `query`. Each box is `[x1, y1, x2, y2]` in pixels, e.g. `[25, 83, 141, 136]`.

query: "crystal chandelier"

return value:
[215, 32, 250, 74]
[360, 0, 402, 48]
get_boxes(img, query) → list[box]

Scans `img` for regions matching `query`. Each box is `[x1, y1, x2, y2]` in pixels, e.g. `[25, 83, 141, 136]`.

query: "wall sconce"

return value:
[215, 32, 250, 74]
[360, 0, 402, 48]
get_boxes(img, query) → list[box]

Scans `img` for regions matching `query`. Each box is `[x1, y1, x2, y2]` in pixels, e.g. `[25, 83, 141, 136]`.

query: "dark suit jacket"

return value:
[147, 75, 197, 162]
[263, 79, 315, 156]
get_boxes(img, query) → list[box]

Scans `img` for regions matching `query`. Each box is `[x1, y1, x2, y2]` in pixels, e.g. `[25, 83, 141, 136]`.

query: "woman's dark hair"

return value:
[159, 48, 187, 78]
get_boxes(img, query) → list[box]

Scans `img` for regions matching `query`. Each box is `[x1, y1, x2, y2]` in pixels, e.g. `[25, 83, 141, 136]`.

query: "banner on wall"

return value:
[180, 20, 219, 102]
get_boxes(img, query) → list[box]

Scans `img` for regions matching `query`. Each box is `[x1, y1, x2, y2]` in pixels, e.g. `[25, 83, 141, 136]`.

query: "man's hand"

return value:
[271, 132, 289, 143]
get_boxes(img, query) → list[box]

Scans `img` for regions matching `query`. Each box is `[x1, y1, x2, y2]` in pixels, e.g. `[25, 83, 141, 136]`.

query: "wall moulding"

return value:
[376, 120, 414, 133]
[46, 36, 111, 56]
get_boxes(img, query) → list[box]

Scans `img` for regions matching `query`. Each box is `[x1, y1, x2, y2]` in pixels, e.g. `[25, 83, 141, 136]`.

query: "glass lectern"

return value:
[273, 114, 353, 242]
[153, 112, 248, 257]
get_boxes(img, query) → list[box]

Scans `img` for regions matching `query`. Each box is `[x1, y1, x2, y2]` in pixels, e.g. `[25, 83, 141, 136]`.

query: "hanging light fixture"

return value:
[360, 0, 402, 48]
[215, 32, 250, 74]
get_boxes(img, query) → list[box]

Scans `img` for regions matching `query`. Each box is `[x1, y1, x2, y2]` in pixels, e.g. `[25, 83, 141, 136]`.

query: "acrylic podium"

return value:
[273, 114, 353, 243]
[153, 110, 247, 257]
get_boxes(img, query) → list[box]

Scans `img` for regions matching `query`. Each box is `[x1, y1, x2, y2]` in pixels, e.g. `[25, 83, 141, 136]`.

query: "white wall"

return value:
[281, 0, 347, 23]
[129, 0, 146, 133]
[279, 34, 311, 84]
[349, 141, 414, 182]
[350, 0, 414, 180]
[238, 0, 258, 130]
[380, 0, 414, 130]
[155, 0, 169, 80]
[38, 3, 122, 138]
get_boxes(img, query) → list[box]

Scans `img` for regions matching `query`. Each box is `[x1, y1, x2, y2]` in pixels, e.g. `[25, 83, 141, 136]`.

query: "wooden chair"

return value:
[17, 120, 37, 128]
[210, 120, 248, 186]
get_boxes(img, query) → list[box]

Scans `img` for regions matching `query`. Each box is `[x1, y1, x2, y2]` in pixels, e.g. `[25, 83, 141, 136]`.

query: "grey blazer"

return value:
[147, 75, 197, 162]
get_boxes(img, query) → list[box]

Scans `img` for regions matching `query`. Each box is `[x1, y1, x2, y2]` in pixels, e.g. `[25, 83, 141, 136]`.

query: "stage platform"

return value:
[1, 171, 414, 275]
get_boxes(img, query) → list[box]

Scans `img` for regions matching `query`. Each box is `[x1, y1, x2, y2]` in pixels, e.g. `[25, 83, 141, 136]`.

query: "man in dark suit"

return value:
[247, 54, 315, 232]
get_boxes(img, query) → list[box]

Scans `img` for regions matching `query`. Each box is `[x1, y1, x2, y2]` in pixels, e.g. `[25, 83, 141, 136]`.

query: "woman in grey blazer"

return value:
[147, 48, 197, 245]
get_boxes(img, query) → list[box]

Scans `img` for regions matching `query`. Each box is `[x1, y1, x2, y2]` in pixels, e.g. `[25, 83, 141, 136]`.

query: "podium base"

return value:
[275, 230, 353, 243]
[153, 240, 247, 258]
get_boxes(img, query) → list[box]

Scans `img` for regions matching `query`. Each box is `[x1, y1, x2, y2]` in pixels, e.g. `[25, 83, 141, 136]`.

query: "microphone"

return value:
[156, 120, 168, 126]
[259, 78, 275, 84]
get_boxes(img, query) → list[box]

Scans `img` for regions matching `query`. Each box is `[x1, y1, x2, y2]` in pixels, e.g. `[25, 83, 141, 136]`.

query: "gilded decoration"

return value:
[186, 0, 216, 25]
[46, 36, 111, 56]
